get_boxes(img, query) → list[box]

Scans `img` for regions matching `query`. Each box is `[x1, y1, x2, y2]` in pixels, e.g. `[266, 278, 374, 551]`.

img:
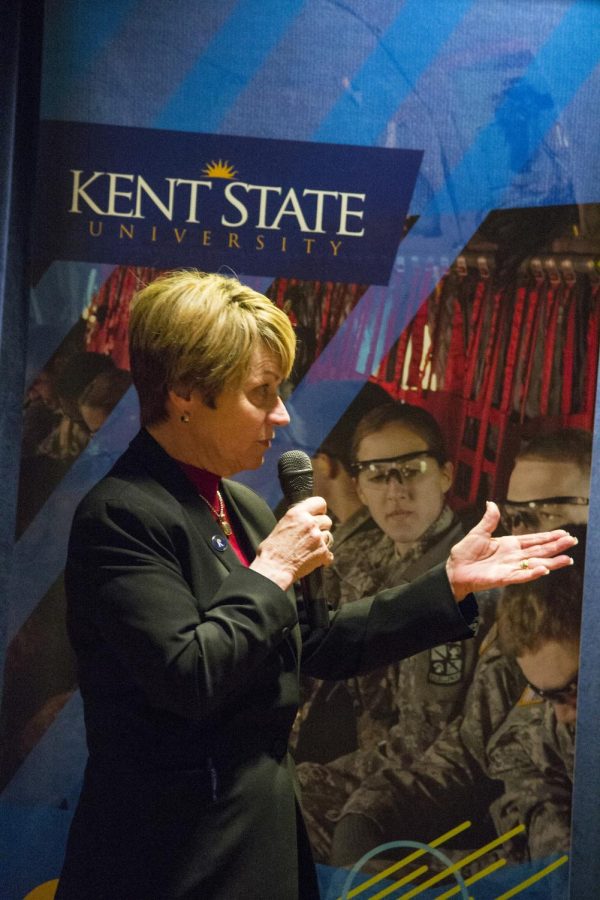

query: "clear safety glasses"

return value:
[527, 674, 578, 705]
[499, 496, 589, 533]
[351, 452, 439, 491]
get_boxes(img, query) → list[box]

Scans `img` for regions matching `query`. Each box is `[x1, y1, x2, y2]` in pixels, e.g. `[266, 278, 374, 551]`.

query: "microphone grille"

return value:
[278, 450, 314, 504]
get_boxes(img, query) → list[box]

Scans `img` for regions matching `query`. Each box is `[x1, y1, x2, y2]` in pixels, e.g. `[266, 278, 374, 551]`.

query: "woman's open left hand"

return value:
[446, 501, 578, 601]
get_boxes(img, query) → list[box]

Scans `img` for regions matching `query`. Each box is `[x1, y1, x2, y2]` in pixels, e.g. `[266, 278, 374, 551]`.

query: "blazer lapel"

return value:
[220, 482, 266, 557]
[222, 480, 303, 666]
[126, 430, 241, 571]
[126, 431, 301, 664]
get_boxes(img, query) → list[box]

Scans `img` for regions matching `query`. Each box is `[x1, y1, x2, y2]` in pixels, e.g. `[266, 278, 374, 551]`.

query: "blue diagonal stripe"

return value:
[41, 0, 138, 119]
[214, 1, 407, 139]
[154, 0, 307, 132]
[28, 262, 116, 381]
[7, 389, 140, 640]
[241, 1, 599, 503]
[0, 692, 86, 808]
[314, 0, 478, 143]
[433, 1, 599, 214]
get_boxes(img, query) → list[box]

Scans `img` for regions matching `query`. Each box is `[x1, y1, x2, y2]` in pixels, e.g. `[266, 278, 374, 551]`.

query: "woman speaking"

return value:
[56, 271, 575, 900]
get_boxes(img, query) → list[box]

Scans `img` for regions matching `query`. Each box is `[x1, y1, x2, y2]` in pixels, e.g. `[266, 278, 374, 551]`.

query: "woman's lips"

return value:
[387, 509, 413, 519]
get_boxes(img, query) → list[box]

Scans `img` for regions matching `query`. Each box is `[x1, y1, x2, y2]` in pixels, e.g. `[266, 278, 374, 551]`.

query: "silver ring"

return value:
[324, 531, 334, 550]
[520, 559, 530, 570]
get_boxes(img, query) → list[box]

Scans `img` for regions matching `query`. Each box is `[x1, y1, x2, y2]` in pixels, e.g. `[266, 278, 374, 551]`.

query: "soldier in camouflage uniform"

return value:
[325, 431, 590, 868]
[486, 552, 581, 864]
[289, 382, 391, 760]
[320, 506, 392, 610]
[487, 700, 575, 863]
[306, 380, 393, 611]
[308, 615, 516, 864]
[297, 403, 496, 858]
[292, 508, 390, 758]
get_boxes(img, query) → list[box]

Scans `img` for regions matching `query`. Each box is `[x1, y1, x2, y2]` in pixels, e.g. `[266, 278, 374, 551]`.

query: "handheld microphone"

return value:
[277, 450, 330, 631]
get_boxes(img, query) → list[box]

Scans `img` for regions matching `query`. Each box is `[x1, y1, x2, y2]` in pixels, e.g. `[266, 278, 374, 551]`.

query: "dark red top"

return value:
[178, 462, 250, 565]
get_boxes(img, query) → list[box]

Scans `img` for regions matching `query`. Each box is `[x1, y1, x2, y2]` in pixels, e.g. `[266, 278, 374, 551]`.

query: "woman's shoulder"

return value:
[75, 454, 184, 527]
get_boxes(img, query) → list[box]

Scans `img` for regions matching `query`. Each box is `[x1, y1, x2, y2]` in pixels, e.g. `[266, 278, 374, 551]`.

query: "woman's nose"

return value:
[385, 470, 409, 493]
[269, 396, 291, 426]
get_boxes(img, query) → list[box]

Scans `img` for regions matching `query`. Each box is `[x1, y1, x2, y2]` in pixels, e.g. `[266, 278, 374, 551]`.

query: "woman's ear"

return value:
[313, 452, 338, 479]
[166, 387, 192, 418]
[440, 460, 454, 493]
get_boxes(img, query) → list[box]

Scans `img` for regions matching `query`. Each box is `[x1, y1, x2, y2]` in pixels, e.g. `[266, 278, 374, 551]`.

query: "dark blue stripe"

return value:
[314, 0, 477, 143]
[41, 0, 138, 119]
[154, 0, 307, 132]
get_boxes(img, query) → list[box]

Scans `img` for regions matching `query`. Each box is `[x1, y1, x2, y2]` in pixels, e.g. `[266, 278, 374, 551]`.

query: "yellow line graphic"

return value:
[391, 824, 526, 899]
[435, 857, 507, 899]
[339, 820, 566, 900]
[493, 855, 569, 899]
[368, 865, 430, 899]
[338, 820, 472, 900]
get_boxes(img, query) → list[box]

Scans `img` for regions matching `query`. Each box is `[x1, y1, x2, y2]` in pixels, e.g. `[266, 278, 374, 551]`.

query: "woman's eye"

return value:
[254, 384, 275, 404]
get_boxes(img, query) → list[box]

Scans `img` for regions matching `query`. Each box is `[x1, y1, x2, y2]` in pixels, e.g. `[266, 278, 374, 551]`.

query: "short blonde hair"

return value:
[129, 270, 296, 425]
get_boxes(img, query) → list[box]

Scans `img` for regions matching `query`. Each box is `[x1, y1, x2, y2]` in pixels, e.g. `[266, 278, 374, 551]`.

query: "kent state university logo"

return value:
[70, 157, 368, 259]
[33, 122, 423, 284]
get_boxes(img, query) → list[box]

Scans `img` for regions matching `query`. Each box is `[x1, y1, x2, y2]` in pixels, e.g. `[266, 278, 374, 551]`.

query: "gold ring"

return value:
[520, 559, 530, 570]
[325, 531, 334, 550]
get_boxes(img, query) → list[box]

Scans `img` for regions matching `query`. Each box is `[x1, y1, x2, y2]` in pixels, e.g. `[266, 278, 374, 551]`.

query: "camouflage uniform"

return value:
[303, 622, 525, 863]
[300, 506, 473, 755]
[321, 506, 393, 609]
[297, 507, 497, 861]
[487, 697, 574, 863]
[291, 508, 391, 754]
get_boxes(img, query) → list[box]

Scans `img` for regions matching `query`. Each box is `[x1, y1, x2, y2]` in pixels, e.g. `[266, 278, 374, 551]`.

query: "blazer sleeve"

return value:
[66, 495, 298, 721]
[300, 563, 477, 680]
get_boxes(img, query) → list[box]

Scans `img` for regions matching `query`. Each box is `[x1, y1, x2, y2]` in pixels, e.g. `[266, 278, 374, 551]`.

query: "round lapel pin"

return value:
[211, 534, 228, 552]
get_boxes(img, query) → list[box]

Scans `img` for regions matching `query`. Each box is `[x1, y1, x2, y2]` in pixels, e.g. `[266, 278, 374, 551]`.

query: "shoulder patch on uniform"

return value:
[428, 642, 464, 685]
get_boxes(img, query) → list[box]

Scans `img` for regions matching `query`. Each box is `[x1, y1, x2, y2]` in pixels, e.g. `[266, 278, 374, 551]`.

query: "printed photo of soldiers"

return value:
[318, 429, 590, 870]
[295, 401, 497, 862]
[291, 204, 598, 875]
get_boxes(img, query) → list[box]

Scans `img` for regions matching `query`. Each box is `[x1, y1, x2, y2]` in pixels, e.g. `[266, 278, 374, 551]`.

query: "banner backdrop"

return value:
[1, 2, 599, 898]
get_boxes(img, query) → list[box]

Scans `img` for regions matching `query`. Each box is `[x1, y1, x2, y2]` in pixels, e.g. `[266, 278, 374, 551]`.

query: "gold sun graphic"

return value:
[202, 159, 238, 179]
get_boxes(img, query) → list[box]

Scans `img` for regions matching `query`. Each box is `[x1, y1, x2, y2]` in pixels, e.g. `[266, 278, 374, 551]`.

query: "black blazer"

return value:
[57, 430, 475, 900]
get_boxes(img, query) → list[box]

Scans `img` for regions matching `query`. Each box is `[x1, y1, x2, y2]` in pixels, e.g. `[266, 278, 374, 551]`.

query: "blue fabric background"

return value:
[1, 2, 598, 897]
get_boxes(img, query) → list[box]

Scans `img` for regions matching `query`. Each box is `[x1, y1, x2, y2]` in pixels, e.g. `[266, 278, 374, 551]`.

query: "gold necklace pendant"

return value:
[215, 490, 232, 536]
[199, 489, 232, 537]
[217, 512, 231, 537]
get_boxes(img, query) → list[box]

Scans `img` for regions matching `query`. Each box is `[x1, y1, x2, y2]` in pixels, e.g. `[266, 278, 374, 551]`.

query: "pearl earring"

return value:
[180, 412, 190, 424]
